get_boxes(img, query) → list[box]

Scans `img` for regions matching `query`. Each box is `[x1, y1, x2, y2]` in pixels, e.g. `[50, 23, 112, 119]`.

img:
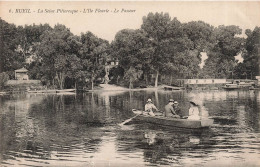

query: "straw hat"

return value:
[189, 96, 203, 106]
[169, 99, 174, 102]
[147, 99, 152, 102]
[189, 101, 198, 106]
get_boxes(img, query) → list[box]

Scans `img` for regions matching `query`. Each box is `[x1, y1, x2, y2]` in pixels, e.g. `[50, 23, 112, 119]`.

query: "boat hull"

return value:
[223, 83, 252, 90]
[164, 86, 184, 90]
[28, 89, 76, 93]
[222, 87, 240, 90]
[56, 89, 76, 93]
[132, 111, 213, 129]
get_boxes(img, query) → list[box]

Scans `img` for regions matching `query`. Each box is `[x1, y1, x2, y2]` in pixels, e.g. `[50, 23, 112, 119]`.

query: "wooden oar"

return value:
[119, 109, 164, 126]
[118, 114, 140, 126]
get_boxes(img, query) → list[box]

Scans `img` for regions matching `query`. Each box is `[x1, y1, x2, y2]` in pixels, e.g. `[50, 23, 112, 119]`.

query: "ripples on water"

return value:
[0, 90, 259, 166]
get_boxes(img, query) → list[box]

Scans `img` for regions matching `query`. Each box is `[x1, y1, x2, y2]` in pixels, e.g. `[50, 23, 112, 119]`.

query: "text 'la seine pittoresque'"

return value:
[11, 8, 136, 14]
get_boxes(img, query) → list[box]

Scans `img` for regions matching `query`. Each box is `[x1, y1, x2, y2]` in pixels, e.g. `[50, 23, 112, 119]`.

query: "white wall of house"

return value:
[16, 72, 29, 80]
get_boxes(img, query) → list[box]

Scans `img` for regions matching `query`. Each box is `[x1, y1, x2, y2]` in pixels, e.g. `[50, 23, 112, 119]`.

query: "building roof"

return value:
[15, 67, 28, 72]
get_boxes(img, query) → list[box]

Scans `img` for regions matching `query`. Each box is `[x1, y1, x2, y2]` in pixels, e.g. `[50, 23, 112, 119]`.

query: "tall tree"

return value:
[141, 12, 172, 87]
[80, 32, 109, 89]
[183, 21, 215, 52]
[16, 24, 52, 61]
[237, 27, 260, 79]
[36, 24, 82, 89]
[111, 29, 152, 88]
[201, 25, 244, 78]
[0, 18, 23, 76]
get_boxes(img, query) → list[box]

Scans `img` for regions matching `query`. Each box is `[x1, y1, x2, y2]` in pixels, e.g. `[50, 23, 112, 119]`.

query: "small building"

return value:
[104, 59, 119, 84]
[182, 79, 229, 89]
[186, 79, 228, 85]
[15, 67, 29, 80]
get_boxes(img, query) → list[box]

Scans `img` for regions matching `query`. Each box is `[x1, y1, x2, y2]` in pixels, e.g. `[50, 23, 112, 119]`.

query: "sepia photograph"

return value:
[0, 1, 260, 166]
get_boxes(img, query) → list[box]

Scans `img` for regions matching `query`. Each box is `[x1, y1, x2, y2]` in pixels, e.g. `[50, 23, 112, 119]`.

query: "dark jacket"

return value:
[173, 106, 182, 116]
[164, 103, 177, 117]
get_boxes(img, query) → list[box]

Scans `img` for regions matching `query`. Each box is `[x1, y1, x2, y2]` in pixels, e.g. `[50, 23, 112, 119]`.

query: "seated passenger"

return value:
[188, 101, 200, 120]
[173, 101, 182, 117]
[164, 99, 180, 118]
[144, 99, 159, 116]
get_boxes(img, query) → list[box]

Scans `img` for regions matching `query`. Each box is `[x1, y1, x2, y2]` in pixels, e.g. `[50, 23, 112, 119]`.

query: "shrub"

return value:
[0, 72, 9, 90]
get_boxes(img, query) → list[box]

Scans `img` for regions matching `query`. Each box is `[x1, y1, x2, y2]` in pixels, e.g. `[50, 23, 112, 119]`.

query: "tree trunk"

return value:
[170, 75, 173, 85]
[129, 78, 133, 89]
[0, 57, 3, 73]
[91, 72, 95, 90]
[162, 74, 165, 85]
[129, 82, 132, 89]
[154, 70, 159, 87]
[56, 72, 64, 89]
[145, 73, 148, 85]
[117, 76, 119, 84]
[155, 90, 159, 107]
[91, 80, 94, 90]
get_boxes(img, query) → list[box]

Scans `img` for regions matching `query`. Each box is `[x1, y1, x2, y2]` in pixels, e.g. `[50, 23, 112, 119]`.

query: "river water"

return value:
[0, 90, 259, 167]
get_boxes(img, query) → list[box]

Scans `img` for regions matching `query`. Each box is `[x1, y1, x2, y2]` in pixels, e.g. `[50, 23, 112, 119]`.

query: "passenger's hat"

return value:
[169, 99, 174, 102]
[147, 99, 152, 102]
[190, 101, 198, 106]
[174, 101, 178, 104]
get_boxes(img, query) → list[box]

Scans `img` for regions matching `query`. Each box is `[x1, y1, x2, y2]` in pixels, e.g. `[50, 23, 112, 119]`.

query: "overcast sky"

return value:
[1, 1, 260, 42]
[1, 1, 260, 66]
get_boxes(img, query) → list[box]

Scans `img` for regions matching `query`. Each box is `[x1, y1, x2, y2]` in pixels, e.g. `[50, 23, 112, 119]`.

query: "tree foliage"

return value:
[111, 29, 152, 88]
[0, 18, 22, 75]
[201, 25, 244, 78]
[0, 13, 259, 89]
[36, 24, 82, 89]
[80, 32, 109, 89]
[238, 27, 260, 78]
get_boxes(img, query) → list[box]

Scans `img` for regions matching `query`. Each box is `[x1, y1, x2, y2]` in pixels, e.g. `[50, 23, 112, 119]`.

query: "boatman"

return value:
[164, 99, 180, 118]
[144, 99, 159, 116]
[173, 101, 182, 117]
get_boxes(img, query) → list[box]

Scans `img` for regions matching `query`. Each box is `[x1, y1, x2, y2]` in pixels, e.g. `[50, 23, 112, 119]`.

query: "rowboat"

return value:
[27, 90, 43, 93]
[57, 92, 76, 95]
[249, 86, 259, 90]
[28, 90, 56, 93]
[164, 85, 184, 90]
[56, 89, 76, 93]
[223, 82, 253, 90]
[28, 89, 76, 93]
[222, 84, 240, 90]
[132, 110, 214, 129]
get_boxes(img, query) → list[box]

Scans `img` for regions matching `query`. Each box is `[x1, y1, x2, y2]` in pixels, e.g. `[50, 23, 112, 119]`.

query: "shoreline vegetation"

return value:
[0, 12, 259, 92]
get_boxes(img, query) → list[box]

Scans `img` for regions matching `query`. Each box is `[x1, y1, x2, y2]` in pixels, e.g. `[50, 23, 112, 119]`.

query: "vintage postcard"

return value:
[0, 1, 260, 167]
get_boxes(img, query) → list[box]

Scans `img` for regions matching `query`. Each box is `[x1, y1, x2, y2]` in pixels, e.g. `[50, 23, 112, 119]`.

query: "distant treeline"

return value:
[0, 12, 259, 89]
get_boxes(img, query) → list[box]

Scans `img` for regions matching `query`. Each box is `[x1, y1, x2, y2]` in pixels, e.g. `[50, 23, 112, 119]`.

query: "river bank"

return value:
[87, 84, 168, 92]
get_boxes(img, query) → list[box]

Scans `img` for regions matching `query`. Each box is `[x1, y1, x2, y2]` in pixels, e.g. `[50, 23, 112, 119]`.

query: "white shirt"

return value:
[145, 103, 158, 112]
[188, 106, 200, 120]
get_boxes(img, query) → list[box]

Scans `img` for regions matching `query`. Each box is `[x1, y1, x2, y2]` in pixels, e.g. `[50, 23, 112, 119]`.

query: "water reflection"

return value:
[144, 131, 157, 145]
[0, 90, 260, 166]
